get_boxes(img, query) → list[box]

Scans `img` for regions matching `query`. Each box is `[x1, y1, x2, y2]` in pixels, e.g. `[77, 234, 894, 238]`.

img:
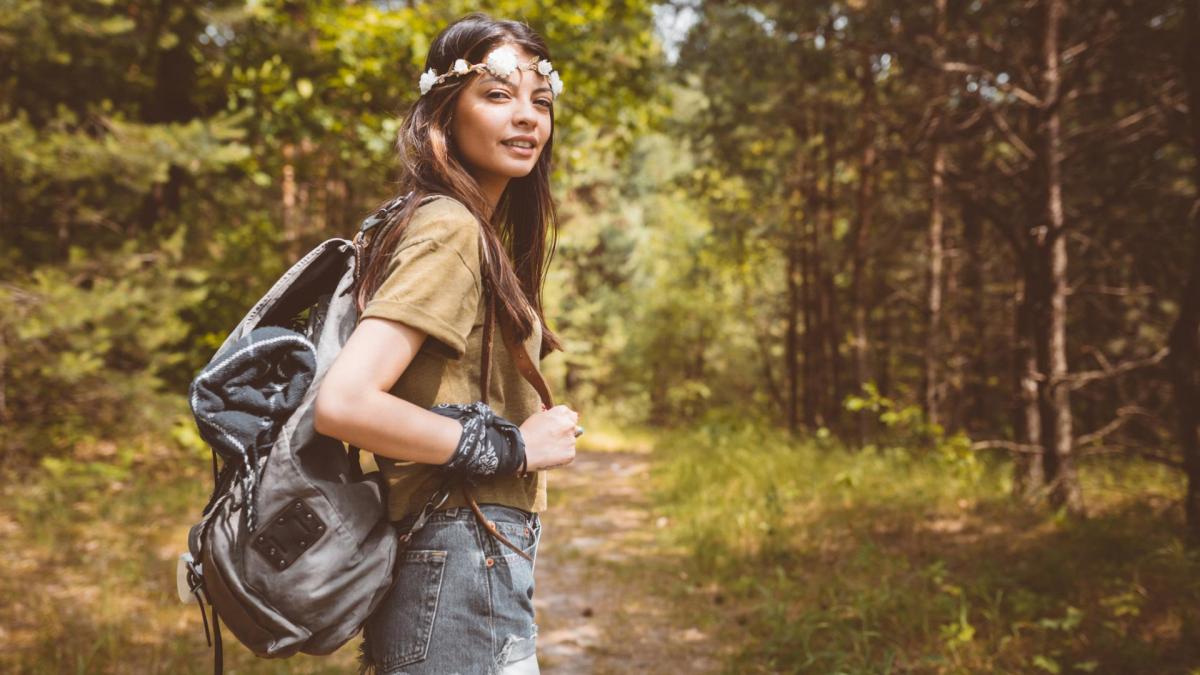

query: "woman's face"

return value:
[450, 44, 553, 191]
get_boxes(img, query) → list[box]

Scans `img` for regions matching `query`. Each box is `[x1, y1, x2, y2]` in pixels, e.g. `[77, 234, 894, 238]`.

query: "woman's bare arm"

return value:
[313, 317, 462, 464]
[314, 315, 579, 471]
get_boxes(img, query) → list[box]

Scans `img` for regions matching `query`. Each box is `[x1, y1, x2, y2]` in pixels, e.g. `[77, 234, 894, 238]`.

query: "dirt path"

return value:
[532, 448, 734, 674]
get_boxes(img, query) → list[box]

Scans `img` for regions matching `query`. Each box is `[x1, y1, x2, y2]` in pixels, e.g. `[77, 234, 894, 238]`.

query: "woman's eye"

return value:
[487, 91, 552, 110]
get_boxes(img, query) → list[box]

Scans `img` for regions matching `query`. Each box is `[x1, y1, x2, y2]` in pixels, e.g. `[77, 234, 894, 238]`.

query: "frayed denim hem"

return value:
[491, 629, 539, 674]
[357, 638, 379, 675]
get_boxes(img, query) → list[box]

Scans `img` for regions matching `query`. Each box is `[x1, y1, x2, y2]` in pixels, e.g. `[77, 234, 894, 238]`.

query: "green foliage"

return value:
[545, 82, 775, 425]
[0, 228, 206, 463]
[0, 0, 664, 463]
[649, 420, 1200, 672]
[845, 382, 983, 482]
[0, 106, 254, 267]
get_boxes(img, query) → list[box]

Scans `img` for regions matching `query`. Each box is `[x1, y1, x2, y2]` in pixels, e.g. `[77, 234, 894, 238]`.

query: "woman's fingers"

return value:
[552, 404, 579, 422]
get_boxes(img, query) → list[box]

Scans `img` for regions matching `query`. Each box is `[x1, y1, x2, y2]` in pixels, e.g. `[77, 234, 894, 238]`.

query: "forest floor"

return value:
[0, 429, 745, 674]
[9, 420, 1195, 673]
[532, 445, 741, 673]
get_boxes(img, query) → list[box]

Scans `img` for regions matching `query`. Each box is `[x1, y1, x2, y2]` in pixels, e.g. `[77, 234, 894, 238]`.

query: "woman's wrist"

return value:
[430, 401, 527, 479]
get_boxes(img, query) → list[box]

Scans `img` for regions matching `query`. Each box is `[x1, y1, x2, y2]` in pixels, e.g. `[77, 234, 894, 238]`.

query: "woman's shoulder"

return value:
[401, 194, 480, 251]
[411, 194, 476, 229]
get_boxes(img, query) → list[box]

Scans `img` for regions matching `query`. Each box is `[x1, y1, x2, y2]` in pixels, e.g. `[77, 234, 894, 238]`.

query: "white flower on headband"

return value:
[417, 45, 564, 99]
[484, 46, 519, 78]
[419, 68, 438, 95]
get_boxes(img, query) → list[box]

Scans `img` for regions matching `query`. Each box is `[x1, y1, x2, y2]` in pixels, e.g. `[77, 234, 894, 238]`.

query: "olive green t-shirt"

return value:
[358, 195, 548, 520]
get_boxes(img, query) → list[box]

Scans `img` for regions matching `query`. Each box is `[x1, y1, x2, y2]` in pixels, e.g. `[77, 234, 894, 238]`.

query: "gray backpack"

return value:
[181, 193, 463, 673]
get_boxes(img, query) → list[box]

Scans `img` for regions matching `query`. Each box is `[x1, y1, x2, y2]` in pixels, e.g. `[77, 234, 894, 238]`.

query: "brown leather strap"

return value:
[463, 483, 533, 561]
[464, 264, 548, 561]
[499, 312, 555, 409]
[479, 288, 495, 402]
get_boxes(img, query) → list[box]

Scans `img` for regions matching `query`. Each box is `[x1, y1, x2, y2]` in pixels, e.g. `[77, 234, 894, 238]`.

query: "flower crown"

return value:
[418, 45, 564, 99]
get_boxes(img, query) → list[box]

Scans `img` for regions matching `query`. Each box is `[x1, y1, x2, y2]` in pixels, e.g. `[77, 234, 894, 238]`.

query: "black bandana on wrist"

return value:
[430, 401, 526, 480]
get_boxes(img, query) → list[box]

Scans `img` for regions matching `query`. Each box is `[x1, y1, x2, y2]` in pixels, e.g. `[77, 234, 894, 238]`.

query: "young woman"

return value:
[312, 12, 579, 675]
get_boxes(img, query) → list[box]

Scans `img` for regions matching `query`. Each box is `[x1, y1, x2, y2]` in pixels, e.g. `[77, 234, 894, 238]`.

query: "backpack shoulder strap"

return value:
[358, 191, 449, 236]
[499, 315, 554, 410]
[475, 214, 553, 410]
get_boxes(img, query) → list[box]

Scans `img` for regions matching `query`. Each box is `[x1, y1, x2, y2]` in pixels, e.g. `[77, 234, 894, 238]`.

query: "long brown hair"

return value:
[355, 12, 563, 359]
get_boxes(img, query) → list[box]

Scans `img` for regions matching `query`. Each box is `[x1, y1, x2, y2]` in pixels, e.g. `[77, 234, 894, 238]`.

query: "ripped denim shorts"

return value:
[358, 503, 542, 675]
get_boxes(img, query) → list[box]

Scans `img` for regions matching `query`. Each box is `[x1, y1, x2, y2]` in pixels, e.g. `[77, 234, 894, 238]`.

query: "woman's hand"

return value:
[519, 404, 578, 471]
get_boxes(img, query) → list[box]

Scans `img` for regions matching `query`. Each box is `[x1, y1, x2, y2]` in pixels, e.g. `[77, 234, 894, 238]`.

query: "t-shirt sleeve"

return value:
[359, 199, 481, 360]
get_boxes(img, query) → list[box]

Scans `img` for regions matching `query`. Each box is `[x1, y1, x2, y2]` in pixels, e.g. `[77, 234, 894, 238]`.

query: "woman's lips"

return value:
[501, 141, 535, 158]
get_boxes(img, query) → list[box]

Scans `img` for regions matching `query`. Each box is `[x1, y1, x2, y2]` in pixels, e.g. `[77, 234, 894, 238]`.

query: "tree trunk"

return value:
[821, 121, 844, 429]
[753, 325, 786, 425]
[926, 145, 946, 430]
[136, 2, 199, 233]
[962, 199, 987, 431]
[282, 142, 299, 258]
[875, 256, 892, 400]
[802, 214, 819, 429]
[1034, 0, 1083, 513]
[802, 113, 823, 429]
[1014, 275, 1045, 499]
[925, 0, 949, 431]
[786, 233, 802, 434]
[1169, 0, 1200, 539]
[0, 329, 7, 424]
[850, 50, 878, 446]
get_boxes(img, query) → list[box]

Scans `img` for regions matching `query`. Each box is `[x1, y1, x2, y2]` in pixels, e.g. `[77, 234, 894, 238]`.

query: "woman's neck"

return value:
[477, 175, 509, 220]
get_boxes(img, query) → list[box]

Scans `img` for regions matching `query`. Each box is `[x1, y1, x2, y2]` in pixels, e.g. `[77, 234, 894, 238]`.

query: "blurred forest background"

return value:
[3, 0, 1200, 673]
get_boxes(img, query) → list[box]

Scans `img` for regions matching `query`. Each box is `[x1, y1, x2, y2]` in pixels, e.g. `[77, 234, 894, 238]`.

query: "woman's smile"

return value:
[501, 135, 538, 158]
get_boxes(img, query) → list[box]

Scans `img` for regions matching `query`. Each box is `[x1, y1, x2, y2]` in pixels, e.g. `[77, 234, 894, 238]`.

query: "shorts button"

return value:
[485, 557, 495, 568]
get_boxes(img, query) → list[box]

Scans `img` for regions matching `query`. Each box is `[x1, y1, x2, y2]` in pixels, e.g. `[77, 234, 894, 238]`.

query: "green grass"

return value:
[648, 418, 1200, 674]
[6, 413, 1199, 674]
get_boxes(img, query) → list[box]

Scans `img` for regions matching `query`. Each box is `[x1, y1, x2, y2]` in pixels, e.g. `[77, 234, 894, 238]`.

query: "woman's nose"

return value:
[513, 97, 539, 127]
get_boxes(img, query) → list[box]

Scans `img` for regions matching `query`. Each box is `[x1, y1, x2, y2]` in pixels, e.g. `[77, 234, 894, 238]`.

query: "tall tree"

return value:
[849, 48, 879, 444]
[924, 0, 950, 430]
[1169, 0, 1200, 539]
[1030, 0, 1082, 512]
